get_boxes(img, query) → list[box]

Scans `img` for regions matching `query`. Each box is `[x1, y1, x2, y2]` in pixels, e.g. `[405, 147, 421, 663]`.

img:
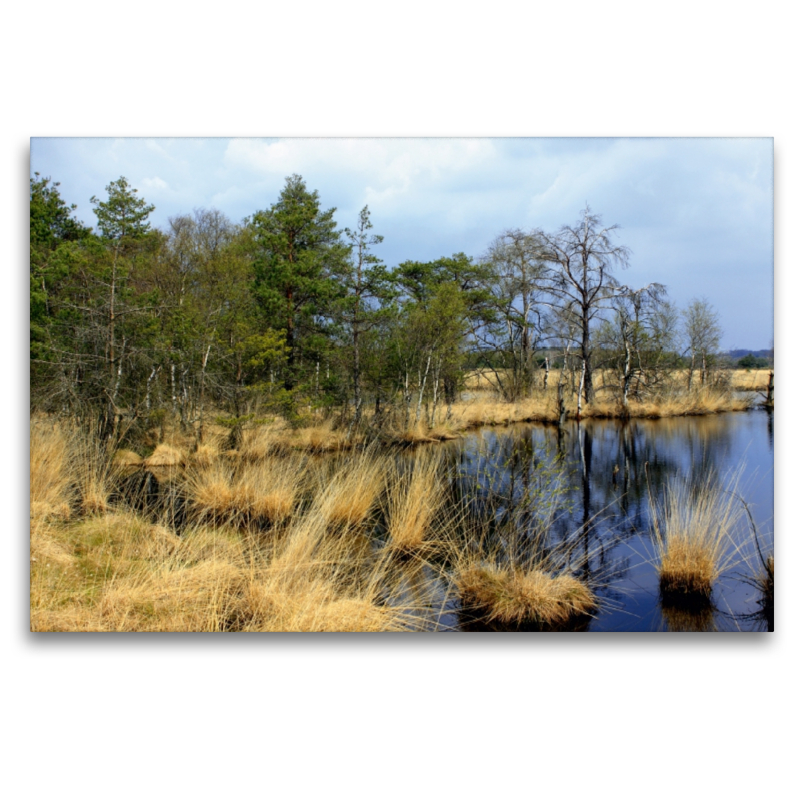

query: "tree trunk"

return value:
[415, 353, 432, 425]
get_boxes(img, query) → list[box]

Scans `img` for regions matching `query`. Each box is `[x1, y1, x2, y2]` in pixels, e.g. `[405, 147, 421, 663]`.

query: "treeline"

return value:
[30, 172, 728, 443]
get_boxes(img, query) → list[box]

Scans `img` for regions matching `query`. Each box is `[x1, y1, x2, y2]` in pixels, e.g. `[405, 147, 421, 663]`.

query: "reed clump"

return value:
[651, 473, 744, 606]
[227, 508, 419, 632]
[192, 442, 220, 467]
[458, 564, 596, 630]
[113, 449, 143, 468]
[187, 458, 305, 527]
[384, 454, 445, 555]
[143, 443, 186, 468]
[315, 451, 388, 529]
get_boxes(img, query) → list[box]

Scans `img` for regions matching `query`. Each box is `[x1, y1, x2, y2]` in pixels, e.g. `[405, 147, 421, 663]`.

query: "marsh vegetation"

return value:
[30, 406, 773, 632]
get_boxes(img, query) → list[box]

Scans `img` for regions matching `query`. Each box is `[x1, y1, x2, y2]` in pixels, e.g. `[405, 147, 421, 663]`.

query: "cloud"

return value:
[141, 176, 169, 192]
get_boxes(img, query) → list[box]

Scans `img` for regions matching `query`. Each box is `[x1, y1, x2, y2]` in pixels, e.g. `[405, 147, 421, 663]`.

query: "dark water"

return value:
[438, 409, 774, 632]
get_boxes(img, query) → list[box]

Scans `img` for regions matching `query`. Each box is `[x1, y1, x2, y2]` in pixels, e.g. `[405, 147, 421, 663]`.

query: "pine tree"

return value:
[250, 175, 347, 392]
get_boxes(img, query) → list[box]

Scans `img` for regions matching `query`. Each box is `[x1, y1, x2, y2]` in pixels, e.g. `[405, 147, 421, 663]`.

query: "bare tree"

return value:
[683, 298, 722, 388]
[473, 230, 549, 400]
[597, 283, 678, 409]
[538, 206, 631, 404]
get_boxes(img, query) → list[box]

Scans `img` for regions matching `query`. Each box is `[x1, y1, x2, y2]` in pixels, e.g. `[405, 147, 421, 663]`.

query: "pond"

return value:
[436, 408, 774, 632]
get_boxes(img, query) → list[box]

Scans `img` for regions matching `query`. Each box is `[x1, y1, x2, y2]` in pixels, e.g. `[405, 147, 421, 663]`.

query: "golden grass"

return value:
[30, 500, 418, 632]
[287, 419, 357, 452]
[651, 473, 744, 606]
[584, 387, 752, 419]
[315, 451, 388, 529]
[29, 421, 437, 631]
[457, 564, 596, 629]
[30, 420, 75, 522]
[447, 393, 556, 428]
[239, 426, 279, 460]
[76, 439, 113, 516]
[192, 442, 219, 467]
[143, 443, 185, 468]
[187, 458, 305, 527]
[384, 454, 444, 554]
[113, 449, 143, 468]
[729, 368, 773, 391]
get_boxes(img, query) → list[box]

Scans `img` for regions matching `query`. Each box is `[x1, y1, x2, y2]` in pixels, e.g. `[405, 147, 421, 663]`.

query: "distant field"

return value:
[729, 369, 772, 391]
[465, 368, 773, 393]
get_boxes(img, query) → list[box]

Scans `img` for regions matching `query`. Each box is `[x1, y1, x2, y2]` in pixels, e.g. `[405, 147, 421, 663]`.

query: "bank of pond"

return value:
[30, 408, 774, 632]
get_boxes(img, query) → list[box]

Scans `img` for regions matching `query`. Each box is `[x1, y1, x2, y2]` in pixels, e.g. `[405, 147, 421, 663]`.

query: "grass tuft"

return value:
[651, 472, 744, 607]
[143, 444, 185, 468]
[458, 564, 596, 630]
[384, 454, 444, 554]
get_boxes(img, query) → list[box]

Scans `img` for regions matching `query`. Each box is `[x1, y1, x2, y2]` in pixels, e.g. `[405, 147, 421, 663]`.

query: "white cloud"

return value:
[141, 176, 169, 192]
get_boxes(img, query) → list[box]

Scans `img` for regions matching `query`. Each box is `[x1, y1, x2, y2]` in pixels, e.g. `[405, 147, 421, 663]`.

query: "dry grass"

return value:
[288, 419, 356, 452]
[192, 442, 220, 467]
[585, 387, 752, 419]
[384, 453, 445, 555]
[729, 369, 772, 391]
[30, 420, 75, 522]
[76, 438, 113, 516]
[30, 501, 419, 632]
[458, 564, 596, 629]
[187, 458, 305, 527]
[29, 419, 428, 632]
[315, 451, 388, 529]
[651, 473, 744, 606]
[447, 393, 556, 428]
[113, 449, 143, 468]
[239, 426, 279, 460]
[143, 443, 186, 468]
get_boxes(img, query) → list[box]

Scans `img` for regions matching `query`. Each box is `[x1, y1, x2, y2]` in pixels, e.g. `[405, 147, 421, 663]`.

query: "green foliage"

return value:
[250, 174, 348, 391]
[90, 177, 155, 242]
[30, 175, 93, 366]
[737, 354, 770, 369]
[393, 252, 491, 311]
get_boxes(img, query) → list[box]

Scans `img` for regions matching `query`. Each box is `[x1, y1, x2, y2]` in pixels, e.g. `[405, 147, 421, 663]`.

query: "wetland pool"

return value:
[435, 408, 774, 632]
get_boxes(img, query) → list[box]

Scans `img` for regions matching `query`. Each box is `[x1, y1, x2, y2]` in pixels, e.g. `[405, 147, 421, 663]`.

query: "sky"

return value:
[30, 136, 774, 351]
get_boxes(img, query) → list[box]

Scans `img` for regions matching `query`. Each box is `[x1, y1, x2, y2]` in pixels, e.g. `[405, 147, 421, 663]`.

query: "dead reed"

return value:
[458, 564, 596, 630]
[186, 457, 305, 527]
[650, 472, 744, 607]
[384, 453, 445, 555]
[314, 450, 388, 529]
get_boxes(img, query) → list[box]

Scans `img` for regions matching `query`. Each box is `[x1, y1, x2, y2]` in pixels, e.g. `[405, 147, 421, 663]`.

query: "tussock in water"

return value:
[651, 472, 744, 607]
[458, 564, 596, 630]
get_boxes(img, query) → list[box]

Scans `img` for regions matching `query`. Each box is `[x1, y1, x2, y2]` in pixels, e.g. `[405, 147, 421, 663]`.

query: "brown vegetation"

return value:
[651, 473, 744, 606]
[187, 458, 305, 527]
[384, 454, 445, 555]
[30, 434, 420, 632]
[458, 564, 596, 630]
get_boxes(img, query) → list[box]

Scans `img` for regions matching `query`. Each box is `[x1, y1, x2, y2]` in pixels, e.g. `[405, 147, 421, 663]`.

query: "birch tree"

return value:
[538, 206, 630, 404]
[683, 298, 722, 388]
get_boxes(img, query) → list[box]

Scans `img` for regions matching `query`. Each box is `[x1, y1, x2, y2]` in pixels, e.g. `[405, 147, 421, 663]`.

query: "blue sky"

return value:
[30, 136, 773, 350]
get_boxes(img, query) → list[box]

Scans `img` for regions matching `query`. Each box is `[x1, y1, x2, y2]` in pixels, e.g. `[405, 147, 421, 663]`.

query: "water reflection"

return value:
[444, 409, 774, 632]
